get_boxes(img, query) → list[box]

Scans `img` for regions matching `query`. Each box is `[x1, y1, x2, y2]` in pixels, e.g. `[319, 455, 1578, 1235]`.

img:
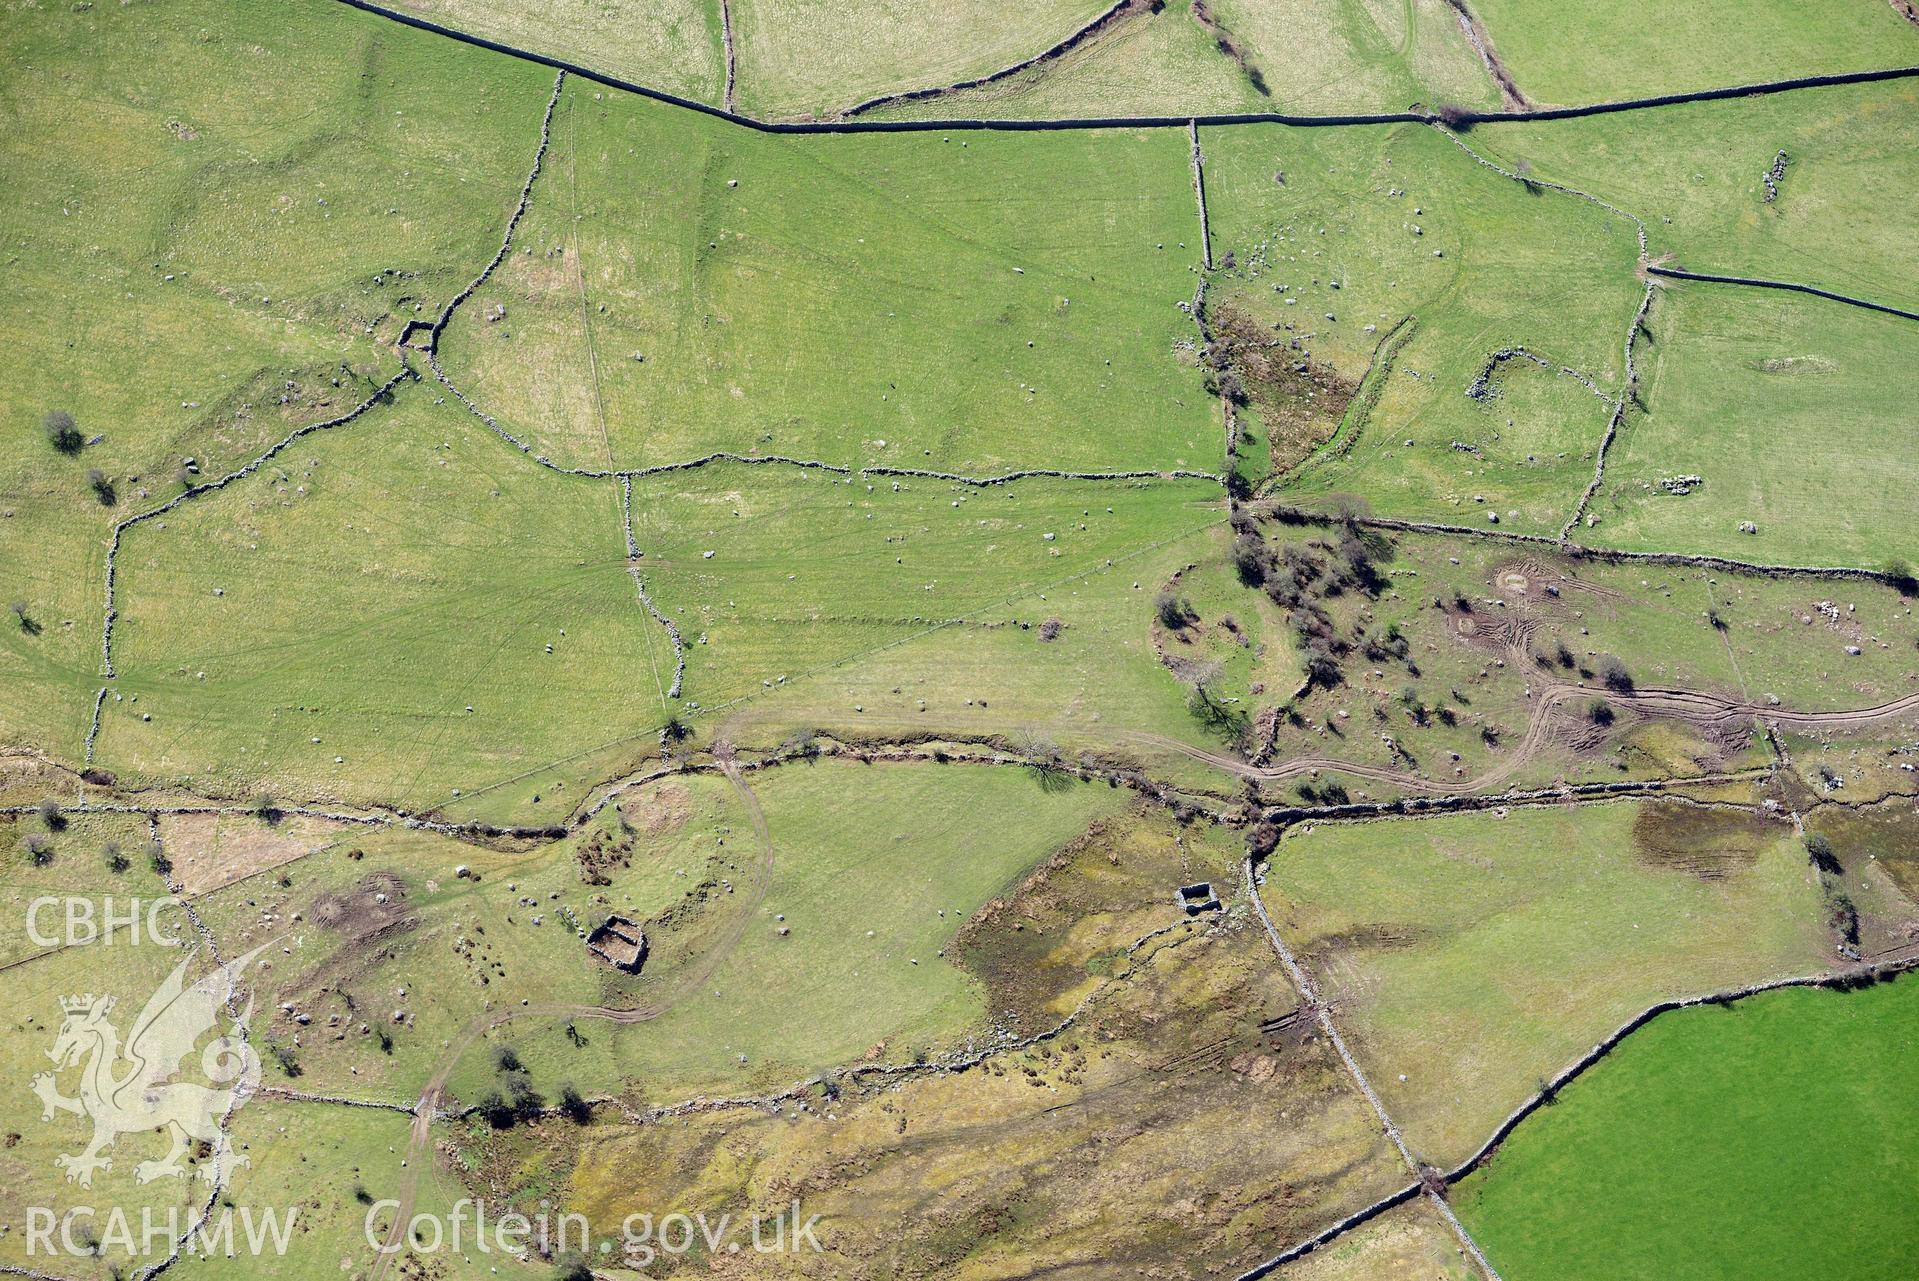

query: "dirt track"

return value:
[1142, 684, 1919, 797]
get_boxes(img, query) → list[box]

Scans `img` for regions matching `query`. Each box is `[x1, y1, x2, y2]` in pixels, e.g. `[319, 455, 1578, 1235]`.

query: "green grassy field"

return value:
[183, 774, 743, 1106]
[0, 808, 172, 966]
[0, 0, 555, 762]
[1276, 1197, 1482, 1280]
[392, 0, 726, 105]
[98, 389, 664, 820]
[0, 902, 226, 1280]
[184, 761, 1134, 1109]
[1478, 81, 1919, 314]
[1260, 800, 1832, 1164]
[169, 1101, 489, 1281]
[436, 81, 1221, 474]
[624, 462, 1242, 767]
[1456, 973, 1919, 1281]
[1469, 0, 1918, 106]
[731, 0, 1114, 118]
[1583, 282, 1919, 567]
[872, 0, 1501, 121]
[603, 760, 1133, 1099]
[3, 9, 1917, 1279]
[1203, 121, 1644, 526]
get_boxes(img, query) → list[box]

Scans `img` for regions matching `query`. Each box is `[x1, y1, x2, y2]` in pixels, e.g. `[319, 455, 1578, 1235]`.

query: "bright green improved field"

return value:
[436, 82, 1221, 475]
[1456, 974, 1919, 1281]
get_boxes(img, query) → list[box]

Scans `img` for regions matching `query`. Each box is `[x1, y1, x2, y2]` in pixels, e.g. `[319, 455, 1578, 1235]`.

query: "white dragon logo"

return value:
[31, 944, 265, 1188]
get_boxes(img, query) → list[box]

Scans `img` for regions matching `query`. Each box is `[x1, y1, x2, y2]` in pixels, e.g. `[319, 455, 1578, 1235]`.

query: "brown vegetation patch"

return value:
[309, 870, 412, 940]
[1614, 720, 1734, 777]
[1190, 0, 1269, 95]
[1207, 304, 1356, 475]
[0, 751, 83, 807]
[271, 870, 424, 1006]
[1446, 601, 1528, 656]
[1806, 802, 1919, 902]
[1302, 921, 1436, 966]
[1630, 802, 1782, 880]
[575, 823, 638, 887]
[617, 782, 694, 839]
[159, 811, 349, 897]
[535, 921, 1397, 1280]
[956, 808, 1234, 1036]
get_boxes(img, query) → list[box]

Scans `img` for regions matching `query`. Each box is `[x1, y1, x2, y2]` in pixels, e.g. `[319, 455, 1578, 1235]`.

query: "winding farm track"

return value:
[1138, 682, 1919, 798]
